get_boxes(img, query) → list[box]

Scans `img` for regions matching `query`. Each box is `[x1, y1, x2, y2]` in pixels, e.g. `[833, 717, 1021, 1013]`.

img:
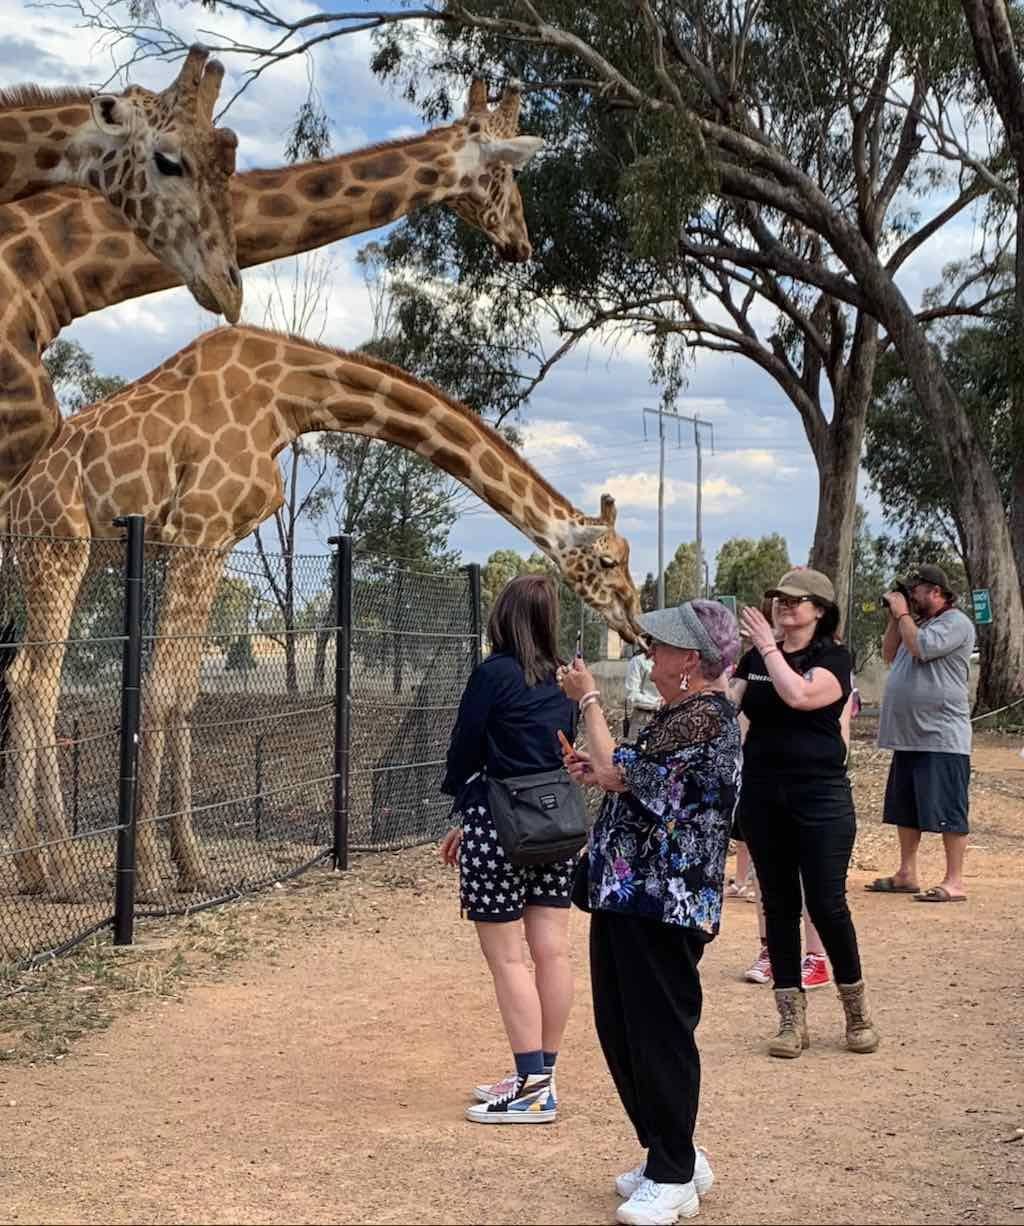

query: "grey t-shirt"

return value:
[878, 608, 976, 755]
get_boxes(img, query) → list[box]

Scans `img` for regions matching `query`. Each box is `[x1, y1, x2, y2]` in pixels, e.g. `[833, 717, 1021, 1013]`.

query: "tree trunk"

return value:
[808, 316, 877, 630]
[850, 254, 1024, 709]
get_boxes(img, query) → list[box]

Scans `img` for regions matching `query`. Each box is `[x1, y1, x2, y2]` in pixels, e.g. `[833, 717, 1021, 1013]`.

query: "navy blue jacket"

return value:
[442, 652, 578, 795]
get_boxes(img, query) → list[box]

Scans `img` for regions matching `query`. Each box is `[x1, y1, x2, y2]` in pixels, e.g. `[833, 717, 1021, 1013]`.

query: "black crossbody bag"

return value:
[485, 768, 588, 866]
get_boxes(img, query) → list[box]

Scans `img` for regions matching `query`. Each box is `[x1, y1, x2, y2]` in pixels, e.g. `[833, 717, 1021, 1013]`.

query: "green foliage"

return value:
[208, 577, 256, 647]
[663, 542, 700, 607]
[639, 572, 658, 612]
[43, 339, 125, 415]
[865, 315, 1013, 562]
[224, 635, 256, 672]
[713, 535, 792, 609]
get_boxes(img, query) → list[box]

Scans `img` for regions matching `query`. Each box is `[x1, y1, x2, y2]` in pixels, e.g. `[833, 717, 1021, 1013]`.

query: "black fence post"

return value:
[113, 514, 145, 946]
[467, 563, 482, 669]
[329, 535, 353, 871]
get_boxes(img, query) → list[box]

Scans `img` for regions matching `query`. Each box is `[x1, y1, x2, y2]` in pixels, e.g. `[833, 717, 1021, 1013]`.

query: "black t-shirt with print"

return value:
[735, 641, 853, 778]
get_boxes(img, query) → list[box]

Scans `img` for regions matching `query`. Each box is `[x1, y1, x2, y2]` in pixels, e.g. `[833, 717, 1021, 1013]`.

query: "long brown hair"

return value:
[487, 574, 563, 686]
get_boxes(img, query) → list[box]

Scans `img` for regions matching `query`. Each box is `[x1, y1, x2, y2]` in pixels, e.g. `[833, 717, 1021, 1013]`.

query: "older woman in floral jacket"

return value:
[560, 599, 741, 1226]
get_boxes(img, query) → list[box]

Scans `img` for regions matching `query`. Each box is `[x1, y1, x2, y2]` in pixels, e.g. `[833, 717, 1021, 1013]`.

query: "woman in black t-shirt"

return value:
[732, 568, 879, 1059]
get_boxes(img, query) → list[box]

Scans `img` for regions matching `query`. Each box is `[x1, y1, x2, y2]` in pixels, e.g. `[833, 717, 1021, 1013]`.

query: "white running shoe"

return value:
[616, 1178, 700, 1224]
[464, 1073, 556, 1124]
[616, 1148, 713, 1200]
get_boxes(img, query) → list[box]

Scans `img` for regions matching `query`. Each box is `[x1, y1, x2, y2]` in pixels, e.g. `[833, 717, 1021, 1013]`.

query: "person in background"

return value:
[623, 644, 662, 737]
[560, 599, 741, 1226]
[733, 569, 878, 1059]
[867, 565, 976, 903]
[439, 574, 577, 1124]
[737, 597, 832, 992]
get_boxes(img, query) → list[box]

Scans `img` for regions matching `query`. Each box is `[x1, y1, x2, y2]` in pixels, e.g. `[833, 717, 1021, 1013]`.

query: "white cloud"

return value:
[520, 420, 595, 458]
[583, 472, 745, 514]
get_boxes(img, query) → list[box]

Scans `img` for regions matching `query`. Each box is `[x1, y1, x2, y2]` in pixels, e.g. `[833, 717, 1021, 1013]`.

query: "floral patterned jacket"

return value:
[587, 690, 741, 937]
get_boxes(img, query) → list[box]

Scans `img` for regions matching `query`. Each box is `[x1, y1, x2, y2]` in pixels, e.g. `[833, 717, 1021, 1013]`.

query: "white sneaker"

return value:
[616, 1148, 713, 1200]
[473, 1069, 556, 1103]
[744, 946, 773, 985]
[616, 1178, 699, 1224]
[464, 1073, 556, 1124]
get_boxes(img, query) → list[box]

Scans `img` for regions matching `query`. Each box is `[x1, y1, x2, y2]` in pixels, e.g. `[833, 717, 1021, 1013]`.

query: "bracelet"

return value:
[899, 613, 913, 622]
[578, 689, 600, 706]
[762, 646, 781, 659]
[580, 695, 602, 715]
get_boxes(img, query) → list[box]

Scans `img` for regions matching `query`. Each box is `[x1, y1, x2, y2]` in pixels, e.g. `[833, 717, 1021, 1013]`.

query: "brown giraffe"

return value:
[0, 46, 243, 504]
[0, 78, 537, 510]
[5, 325, 641, 899]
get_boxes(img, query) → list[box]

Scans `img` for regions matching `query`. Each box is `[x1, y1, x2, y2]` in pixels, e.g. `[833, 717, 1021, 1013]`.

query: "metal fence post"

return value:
[328, 535, 352, 871]
[467, 563, 482, 668]
[113, 514, 145, 946]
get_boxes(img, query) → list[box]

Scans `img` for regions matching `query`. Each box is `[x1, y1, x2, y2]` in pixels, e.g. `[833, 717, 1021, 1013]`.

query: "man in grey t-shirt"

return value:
[868, 565, 976, 903]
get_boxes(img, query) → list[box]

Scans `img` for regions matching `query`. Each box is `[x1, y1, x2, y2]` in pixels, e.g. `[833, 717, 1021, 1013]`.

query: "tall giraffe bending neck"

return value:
[5, 325, 638, 900]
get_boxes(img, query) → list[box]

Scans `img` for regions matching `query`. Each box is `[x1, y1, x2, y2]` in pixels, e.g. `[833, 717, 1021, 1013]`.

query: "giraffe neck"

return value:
[258, 331, 582, 557]
[17, 122, 480, 336]
[0, 90, 111, 203]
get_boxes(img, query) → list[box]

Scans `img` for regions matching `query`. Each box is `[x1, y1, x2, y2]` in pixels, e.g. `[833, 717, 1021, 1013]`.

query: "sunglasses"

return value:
[773, 595, 814, 609]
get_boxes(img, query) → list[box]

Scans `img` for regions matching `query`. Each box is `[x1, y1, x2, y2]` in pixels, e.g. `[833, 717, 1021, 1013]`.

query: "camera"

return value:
[881, 580, 911, 612]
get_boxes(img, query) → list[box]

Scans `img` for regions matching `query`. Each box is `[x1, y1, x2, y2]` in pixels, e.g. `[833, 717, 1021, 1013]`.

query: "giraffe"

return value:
[0, 78, 537, 508]
[0, 47, 242, 504]
[5, 325, 641, 899]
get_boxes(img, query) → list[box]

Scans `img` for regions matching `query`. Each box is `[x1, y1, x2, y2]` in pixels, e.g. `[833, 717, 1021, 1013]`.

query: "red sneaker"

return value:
[801, 953, 831, 990]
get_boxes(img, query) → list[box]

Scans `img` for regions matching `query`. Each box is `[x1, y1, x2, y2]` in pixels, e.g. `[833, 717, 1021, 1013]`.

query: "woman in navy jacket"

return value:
[440, 574, 578, 1125]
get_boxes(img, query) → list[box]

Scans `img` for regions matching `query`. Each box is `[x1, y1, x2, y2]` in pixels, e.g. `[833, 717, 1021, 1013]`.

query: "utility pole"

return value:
[642, 406, 715, 606]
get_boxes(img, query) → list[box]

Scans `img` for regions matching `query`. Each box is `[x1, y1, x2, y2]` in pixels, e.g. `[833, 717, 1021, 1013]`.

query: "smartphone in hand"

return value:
[557, 729, 578, 761]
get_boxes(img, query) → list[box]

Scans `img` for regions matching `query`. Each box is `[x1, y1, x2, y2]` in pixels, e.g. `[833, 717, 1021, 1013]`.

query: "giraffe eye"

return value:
[599, 555, 617, 569]
[154, 150, 184, 177]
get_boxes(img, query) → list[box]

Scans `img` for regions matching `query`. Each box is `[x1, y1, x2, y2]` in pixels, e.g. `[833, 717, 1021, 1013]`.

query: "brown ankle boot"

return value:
[769, 987, 809, 1058]
[837, 980, 880, 1053]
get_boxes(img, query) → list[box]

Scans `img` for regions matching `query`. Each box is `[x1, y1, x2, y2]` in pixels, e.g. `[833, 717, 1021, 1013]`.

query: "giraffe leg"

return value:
[136, 550, 223, 896]
[7, 541, 88, 898]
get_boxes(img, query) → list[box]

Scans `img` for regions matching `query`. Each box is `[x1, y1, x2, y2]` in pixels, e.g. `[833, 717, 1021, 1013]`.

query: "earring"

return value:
[679, 672, 689, 692]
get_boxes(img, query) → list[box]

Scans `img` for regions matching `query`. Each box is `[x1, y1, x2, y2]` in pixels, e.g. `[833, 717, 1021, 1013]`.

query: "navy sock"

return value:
[513, 1049, 545, 1077]
[543, 1050, 558, 1070]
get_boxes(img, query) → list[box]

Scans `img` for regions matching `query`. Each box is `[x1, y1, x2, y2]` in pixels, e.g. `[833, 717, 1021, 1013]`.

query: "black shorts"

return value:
[452, 780, 574, 923]
[883, 751, 970, 835]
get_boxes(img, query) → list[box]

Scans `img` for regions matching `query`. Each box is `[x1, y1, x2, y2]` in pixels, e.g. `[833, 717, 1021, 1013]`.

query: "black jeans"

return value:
[590, 910, 706, 1185]
[740, 774, 862, 990]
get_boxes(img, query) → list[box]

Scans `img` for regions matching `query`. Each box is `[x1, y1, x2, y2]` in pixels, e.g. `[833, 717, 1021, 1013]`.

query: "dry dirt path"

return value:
[2, 828, 1022, 1226]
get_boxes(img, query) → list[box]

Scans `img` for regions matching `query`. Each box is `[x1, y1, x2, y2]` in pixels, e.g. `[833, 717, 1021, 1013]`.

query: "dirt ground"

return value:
[1, 733, 1022, 1226]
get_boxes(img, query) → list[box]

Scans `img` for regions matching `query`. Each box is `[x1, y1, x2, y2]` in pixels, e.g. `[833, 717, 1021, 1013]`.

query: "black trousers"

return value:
[590, 910, 706, 1185]
[740, 774, 862, 990]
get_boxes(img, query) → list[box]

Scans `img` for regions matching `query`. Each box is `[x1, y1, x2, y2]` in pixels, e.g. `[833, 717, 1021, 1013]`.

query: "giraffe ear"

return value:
[168, 44, 211, 112]
[479, 136, 544, 170]
[90, 95, 137, 139]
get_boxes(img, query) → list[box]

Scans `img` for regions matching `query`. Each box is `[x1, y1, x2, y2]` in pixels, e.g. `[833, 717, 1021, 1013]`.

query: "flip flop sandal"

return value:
[864, 876, 921, 894]
[913, 886, 967, 903]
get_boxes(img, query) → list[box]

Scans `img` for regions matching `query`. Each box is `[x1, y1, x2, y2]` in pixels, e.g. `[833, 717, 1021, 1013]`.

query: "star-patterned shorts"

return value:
[454, 790, 575, 923]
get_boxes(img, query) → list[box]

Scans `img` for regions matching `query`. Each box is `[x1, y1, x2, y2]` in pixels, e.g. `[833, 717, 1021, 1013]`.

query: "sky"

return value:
[1, 0, 992, 586]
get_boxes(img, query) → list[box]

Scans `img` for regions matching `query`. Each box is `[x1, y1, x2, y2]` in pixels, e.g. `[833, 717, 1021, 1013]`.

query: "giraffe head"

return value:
[557, 495, 642, 643]
[77, 46, 242, 320]
[445, 79, 543, 263]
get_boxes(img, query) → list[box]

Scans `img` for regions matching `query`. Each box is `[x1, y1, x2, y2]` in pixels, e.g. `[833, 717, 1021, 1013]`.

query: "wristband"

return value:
[899, 613, 913, 622]
[762, 646, 781, 658]
[579, 689, 600, 705]
[580, 695, 602, 715]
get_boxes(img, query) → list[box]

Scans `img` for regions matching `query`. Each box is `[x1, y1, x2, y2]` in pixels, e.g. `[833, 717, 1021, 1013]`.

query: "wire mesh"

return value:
[0, 534, 480, 967]
[0, 536, 124, 966]
[131, 544, 337, 916]
[348, 557, 477, 850]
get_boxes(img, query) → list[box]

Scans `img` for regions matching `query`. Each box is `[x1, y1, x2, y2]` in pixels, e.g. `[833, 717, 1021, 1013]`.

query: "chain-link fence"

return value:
[0, 527, 481, 969]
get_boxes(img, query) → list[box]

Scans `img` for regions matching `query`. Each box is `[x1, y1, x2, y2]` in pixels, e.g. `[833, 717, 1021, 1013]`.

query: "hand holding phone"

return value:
[557, 729, 577, 759]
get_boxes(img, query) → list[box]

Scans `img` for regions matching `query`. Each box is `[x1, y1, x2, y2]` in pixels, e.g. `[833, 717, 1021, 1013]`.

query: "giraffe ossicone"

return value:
[5, 325, 640, 899]
[0, 44, 242, 321]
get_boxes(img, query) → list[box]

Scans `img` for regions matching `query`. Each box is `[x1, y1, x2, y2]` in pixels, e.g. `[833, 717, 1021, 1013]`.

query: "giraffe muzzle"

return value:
[194, 266, 243, 323]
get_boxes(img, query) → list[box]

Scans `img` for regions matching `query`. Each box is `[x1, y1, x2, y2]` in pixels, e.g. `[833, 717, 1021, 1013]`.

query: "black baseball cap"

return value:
[907, 564, 954, 594]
